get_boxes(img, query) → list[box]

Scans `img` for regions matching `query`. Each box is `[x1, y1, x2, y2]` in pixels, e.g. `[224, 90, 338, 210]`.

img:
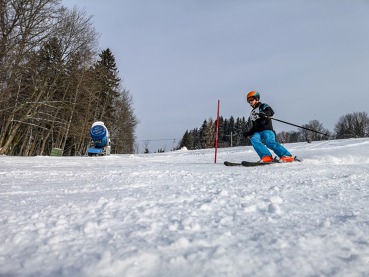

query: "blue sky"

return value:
[62, 0, 369, 152]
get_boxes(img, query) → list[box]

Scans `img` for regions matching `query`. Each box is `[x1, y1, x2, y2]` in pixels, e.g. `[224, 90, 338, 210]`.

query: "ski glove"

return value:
[244, 131, 252, 138]
[258, 112, 268, 119]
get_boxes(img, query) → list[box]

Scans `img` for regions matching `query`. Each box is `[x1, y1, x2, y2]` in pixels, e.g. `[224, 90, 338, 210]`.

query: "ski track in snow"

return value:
[1, 138, 369, 276]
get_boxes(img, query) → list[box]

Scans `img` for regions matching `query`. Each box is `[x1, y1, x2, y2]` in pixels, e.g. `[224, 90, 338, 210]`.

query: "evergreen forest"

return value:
[178, 112, 369, 150]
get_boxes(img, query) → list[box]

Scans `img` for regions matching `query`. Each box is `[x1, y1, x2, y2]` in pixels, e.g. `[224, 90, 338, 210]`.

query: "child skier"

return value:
[244, 90, 294, 163]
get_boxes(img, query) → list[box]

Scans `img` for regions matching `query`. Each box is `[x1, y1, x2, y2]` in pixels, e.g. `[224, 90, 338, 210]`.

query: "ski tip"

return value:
[224, 161, 242, 166]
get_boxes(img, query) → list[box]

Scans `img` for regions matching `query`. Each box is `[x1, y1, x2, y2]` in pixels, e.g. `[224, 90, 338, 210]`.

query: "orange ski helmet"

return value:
[247, 90, 260, 101]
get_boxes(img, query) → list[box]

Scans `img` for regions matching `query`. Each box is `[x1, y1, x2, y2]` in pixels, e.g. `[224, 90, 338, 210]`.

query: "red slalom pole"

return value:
[214, 100, 220, 163]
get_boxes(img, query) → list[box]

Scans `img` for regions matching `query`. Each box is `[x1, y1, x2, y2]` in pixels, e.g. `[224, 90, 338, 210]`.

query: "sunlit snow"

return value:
[1, 138, 369, 276]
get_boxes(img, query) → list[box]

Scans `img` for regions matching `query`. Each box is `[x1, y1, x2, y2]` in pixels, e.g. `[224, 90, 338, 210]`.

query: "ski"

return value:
[224, 160, 276, 167]
[224, 157, 301, 167]
[224, 161, 243, 166]
[241, 160, 277, 167]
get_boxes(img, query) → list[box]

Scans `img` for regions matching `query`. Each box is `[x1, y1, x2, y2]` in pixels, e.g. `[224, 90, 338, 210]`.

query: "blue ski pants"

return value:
[250, 130, 291, 159]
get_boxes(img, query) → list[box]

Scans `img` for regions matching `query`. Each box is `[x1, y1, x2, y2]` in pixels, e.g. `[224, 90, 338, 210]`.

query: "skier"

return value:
[244, 90, 294, 163]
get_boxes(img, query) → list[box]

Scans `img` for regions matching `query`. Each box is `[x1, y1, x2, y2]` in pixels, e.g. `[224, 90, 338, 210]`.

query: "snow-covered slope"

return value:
[1, 138, 369, 276]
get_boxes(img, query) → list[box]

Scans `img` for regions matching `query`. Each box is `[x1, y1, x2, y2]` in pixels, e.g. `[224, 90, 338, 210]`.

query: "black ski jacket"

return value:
[245, 102, 274, 137]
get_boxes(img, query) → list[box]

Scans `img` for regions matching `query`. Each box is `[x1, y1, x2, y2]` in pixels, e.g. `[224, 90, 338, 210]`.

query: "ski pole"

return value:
[271, 118, 329, 137]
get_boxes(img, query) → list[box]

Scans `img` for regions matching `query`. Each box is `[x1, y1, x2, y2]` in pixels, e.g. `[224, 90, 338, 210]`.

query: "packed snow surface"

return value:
[1, 138, 369, 276]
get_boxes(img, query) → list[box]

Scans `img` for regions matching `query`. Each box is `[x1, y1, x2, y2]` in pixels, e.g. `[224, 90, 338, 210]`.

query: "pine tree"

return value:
[93, 48, 121, 123]
[179, 130, 192, 149]
[91, 49, 137, 154]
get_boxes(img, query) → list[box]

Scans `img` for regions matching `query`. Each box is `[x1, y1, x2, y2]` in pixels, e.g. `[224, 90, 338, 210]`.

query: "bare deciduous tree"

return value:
[335, 112, 369, 139]
[0, 0, 62, 154]
[300, 120, 331, 142]
[110, 90, 138, 154]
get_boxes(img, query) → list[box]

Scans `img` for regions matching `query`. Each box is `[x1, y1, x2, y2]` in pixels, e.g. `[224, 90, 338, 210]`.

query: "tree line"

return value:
[178, 112, 369, 150]
[0, 0, 137, 156]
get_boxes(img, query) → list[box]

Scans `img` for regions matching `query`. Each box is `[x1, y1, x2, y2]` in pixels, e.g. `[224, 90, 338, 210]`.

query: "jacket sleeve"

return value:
[260, 104, 274, 117]
[245, 118, 256, 137]
[245, 125, 256, 138]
